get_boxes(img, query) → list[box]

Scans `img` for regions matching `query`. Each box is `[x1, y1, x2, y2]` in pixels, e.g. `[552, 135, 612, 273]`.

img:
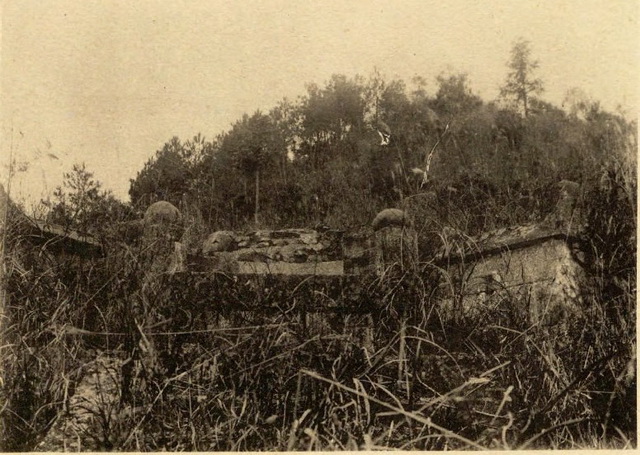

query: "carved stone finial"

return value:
[144, 201, 182, 226]
[372, 208, 411, 232]
[143, 201, 183, 241]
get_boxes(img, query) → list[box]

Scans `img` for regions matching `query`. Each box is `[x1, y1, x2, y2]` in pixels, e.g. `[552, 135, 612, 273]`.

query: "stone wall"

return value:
[438, 231, 584, 327]
[431, 180, 586, 327]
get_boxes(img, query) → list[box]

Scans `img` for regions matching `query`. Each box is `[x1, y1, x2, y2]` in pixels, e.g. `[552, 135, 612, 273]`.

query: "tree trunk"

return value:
[254, 168, 260, 226]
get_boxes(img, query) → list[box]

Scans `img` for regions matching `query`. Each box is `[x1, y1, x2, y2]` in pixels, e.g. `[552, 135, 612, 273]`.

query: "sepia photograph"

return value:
[1, 0, 637, 450]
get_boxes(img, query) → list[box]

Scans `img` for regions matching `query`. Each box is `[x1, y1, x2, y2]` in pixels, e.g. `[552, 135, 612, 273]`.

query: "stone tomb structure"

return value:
[435, 224, 584, 327]
[140, 202, 378, 349]
[18, 183, 588, 450]
[137, 180, 586, 342]
[17, 178, 585, 348]
[432, 180, 586, 327]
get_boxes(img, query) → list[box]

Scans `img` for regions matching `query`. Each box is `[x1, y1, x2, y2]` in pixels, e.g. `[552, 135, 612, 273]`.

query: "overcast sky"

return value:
[2, 0, 637, 206]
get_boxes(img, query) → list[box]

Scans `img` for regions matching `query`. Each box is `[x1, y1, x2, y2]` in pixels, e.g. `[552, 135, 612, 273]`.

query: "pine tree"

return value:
[500, 38, 544, 117]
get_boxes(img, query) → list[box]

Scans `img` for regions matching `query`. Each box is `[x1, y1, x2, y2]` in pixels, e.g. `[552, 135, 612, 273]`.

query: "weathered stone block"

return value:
[143, 201, 183, 242]
[439, 229, 584, 327]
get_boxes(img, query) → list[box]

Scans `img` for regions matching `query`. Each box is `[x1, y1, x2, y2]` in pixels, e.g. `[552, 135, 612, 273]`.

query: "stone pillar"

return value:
[543, 180, 583, 234]
[402, 191, 442, 261]
[133, 201, 184, 385]
[372, 209, 418, 274]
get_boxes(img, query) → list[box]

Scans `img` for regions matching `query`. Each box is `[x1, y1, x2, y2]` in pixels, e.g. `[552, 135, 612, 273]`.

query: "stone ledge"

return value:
[236, 260, 344, 276]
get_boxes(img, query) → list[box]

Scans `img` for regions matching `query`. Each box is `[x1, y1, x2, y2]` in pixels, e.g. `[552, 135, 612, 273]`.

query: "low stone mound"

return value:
[203, 228, 332, 263]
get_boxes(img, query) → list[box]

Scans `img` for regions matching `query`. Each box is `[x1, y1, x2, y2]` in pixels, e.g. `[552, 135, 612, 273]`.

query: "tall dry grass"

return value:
[1, 151, 635, 450]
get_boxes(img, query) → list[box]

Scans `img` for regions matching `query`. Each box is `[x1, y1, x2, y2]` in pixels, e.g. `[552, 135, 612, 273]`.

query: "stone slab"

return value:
[236, 260, 344, 276]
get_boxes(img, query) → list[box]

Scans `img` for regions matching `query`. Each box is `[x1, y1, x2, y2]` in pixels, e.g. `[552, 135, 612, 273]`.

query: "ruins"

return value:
[2, 180, 587, 337]
[128, 179, 585, 342]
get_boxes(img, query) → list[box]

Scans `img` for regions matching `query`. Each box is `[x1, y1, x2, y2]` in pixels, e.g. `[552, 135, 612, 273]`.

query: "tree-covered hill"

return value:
[125, 51, 635, 236]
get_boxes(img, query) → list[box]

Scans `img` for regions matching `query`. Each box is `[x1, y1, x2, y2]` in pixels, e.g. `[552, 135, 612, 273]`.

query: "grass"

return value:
[1, 263, 636, 450]
[0, 162, 636, 451]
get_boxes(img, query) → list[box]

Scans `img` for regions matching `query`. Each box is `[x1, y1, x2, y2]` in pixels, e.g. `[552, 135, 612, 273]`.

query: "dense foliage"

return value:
[125, 68, 635, 238]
